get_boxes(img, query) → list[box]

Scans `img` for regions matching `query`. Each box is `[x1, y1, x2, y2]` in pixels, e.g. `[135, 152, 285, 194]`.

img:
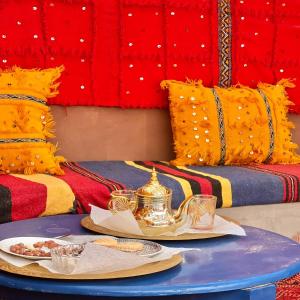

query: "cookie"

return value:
[114, 242, 144, 252]
[94, 237, 118, 247]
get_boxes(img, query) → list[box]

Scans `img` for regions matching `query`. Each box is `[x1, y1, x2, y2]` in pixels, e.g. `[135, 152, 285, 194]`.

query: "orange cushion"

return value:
[161, 79, 300, 166]
[0, 66, 65, 175]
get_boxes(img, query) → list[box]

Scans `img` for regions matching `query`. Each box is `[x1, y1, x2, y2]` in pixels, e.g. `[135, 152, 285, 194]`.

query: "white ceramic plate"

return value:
[117, 238, 163, 257]
[93, 237, 163, 257]
[0, 237, 70, 260]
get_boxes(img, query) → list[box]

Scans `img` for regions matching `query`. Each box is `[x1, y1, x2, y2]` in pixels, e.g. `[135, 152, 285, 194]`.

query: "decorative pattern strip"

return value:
[212, 88, 226, 164]
[258, 89, 275, 163]
[277, 273, 300, 298]
[0, 138, 46, 144]
[217, 0, 232, 87]
[63, 162, 124, 192]
[245, 165, 299, 203]
[0, 94, 46, 105]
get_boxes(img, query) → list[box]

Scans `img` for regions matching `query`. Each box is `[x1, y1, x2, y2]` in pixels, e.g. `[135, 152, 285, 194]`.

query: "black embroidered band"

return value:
[217, 0, 232, 87]
[212, 88, 226, 164]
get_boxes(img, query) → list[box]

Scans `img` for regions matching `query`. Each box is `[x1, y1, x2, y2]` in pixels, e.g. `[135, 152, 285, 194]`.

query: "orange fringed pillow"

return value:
[161, 79, 300, 166]
[0, 66, 65, 175]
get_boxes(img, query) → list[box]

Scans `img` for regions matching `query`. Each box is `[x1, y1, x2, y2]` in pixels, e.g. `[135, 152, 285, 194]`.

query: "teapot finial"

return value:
[150, 167, 158, 182]
[136, 166, 169, 197]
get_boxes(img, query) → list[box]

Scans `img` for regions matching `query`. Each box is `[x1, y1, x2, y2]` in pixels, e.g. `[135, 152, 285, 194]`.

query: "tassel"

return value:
[160, 81, 169, 89]
[277, 78, 296, 89]
[281, 120, 295, 129]
[185, 78, 202, 86]
[55, 155, 66, 164]
[48, 65, 65, 98]
[43, 112, 56, 138]
[24, 166, 34, 175]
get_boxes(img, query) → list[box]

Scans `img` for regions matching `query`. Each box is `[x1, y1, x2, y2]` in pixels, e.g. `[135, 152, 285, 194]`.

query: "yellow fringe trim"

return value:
[43, 111, 56, 138]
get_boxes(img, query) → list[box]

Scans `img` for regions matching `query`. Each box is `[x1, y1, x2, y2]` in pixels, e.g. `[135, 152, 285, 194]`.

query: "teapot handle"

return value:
[173, 195, 194, 223]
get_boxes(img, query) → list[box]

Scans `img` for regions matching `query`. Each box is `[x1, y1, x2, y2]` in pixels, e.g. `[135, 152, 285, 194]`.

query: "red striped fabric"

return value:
[59, 165, 114, 213]
[63, 162, 125, 191]
[247, 165, 300, 203]
[144, 161, 213, 194]
[0, 176, 46, 221]
[277, 273, 300, 299]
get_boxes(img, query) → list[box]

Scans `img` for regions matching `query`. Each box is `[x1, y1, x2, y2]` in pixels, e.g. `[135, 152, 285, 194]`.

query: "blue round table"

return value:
[0, 214, 300, 300]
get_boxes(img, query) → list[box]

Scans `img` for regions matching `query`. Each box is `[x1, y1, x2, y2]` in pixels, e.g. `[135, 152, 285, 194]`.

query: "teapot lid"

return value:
[136, 167, 171, 197]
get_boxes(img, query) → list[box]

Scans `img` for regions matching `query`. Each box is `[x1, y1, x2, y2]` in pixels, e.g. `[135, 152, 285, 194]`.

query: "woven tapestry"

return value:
[0, 0, 299, 112]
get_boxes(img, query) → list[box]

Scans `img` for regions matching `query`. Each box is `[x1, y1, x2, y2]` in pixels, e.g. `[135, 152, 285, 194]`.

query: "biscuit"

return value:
[93, 238, 144, 252]
[94, 237, 118, 247]
[114, 242, 144, 252]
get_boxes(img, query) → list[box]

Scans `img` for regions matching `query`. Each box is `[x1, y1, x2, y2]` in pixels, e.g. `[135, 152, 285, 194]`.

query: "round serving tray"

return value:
[81, 216, 234, 241]
[0, 254, 182, 280]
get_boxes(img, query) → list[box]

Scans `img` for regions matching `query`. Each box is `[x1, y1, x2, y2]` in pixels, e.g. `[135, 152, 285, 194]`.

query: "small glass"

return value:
[51, 244, 85, 273]
[186, 194, 217, 230]
[108, 190, 137, 214]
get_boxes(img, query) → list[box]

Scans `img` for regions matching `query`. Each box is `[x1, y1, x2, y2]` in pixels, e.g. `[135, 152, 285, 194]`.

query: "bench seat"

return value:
[1, 161, 300, 225]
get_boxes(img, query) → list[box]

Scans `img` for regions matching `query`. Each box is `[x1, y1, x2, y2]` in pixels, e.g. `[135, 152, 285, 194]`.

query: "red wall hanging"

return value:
[0, 0, 299, 112]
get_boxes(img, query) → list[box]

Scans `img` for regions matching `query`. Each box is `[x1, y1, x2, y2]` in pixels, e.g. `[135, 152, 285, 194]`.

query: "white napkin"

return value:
[39, 244, 191, 275]
[90, 205, 246, 236]
[91, 207, 144, 235]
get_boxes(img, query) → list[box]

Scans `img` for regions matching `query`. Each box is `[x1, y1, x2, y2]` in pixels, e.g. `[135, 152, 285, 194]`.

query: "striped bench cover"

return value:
[1, 161, 300, 223]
